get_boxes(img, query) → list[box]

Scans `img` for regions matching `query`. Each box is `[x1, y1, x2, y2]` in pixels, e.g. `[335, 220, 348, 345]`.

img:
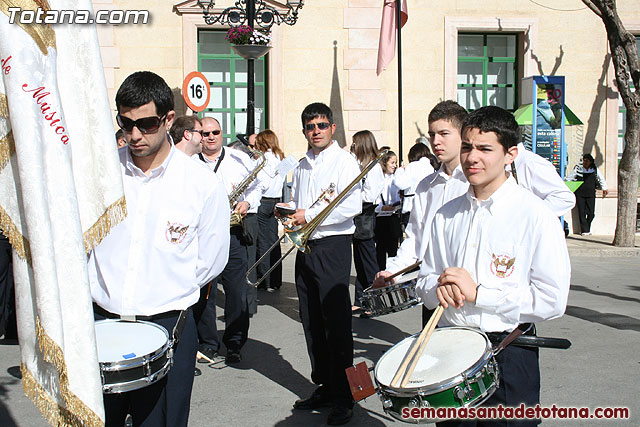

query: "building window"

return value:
[618, 35, 639, 161]
[457, 33, 518, 111]
[198, 30, 267, 145]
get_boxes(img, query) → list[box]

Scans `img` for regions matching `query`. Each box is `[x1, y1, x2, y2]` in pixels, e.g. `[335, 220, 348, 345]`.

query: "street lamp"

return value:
[197, 0, 304, 137]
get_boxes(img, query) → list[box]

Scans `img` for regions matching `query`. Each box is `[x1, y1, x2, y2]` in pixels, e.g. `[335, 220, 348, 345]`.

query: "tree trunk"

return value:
[584, 0, 639, 247]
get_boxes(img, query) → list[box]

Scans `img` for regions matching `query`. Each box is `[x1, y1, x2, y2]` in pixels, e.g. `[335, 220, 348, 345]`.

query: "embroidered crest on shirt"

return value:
[166, 222, 189, 244]
[490, 254, 515, 278]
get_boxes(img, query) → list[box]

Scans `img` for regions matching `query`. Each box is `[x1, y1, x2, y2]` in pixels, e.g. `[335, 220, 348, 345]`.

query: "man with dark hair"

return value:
[170, 115, 203, 156]
[115, 129, 127, 148]
[88, 71, 230, 427]
[417, 105, 570, 426]
[283, 102, 361, 425]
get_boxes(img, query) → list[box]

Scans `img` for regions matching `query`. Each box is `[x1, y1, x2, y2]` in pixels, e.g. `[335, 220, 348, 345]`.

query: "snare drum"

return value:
[360, 270, 420, 317]
[95, 319, 173, 394]
[374, 327, 499, 423]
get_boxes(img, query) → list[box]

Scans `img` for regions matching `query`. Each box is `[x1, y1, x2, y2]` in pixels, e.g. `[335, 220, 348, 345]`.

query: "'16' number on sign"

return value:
[182, 71, 210, 112]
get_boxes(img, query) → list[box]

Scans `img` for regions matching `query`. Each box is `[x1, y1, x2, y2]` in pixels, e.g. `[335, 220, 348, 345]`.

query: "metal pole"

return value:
[396, 0, 403, 163]
[246, 1, 256, 136]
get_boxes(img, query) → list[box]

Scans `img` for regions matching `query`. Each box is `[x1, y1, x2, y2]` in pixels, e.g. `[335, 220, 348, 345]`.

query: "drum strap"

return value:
[170, 309, 190, 347]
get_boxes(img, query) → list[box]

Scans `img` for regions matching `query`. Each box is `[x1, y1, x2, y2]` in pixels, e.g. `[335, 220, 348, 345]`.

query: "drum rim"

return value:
[374, 326, 493, 395]
[102, 357, 173, 394]
[95, 319, 171, 370]
[363, 278, 416, 296]
[363, 297, 420, 317]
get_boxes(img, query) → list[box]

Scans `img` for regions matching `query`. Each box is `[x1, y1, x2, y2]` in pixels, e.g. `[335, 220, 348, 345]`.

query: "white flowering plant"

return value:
[225, 25, 271, 46]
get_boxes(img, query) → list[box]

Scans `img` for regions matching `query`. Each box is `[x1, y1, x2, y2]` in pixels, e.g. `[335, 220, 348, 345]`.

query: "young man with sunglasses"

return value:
[283, 102, 361, 425]
[88, 71, 230, 427]
[193, 116, 264, 365]
[169, 115, 204, 157]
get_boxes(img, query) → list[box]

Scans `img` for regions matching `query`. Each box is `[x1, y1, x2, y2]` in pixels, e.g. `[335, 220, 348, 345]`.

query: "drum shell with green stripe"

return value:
[374, 327, 500, 423]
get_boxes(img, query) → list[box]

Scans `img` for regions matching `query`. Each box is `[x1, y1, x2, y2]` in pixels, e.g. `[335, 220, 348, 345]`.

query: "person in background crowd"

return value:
[115, 129, 127, 148]
[254, 129, 285, 292]
[350, 130, 384, 314]
[169, 115, 203, 157]
[567, 153, 608, 236]
[393, 142, 436, 228]
[374, 150, 402, 270]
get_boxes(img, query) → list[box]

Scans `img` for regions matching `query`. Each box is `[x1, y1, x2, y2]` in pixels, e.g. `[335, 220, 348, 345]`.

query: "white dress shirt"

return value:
[291, 141, 362, 240]
[261, 150, 285, 199]
[202, 147, 263, 211]
[361, 162, 384, 204]
[385, 165, 469, 273]
[89, 145, 230, 316]
[393, 157, 435, 213]
[416, 177, 570, 332]
[513, 143, 576, 216]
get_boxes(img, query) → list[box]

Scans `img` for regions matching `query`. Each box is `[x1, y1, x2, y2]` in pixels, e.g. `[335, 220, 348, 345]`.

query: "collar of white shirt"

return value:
[125, 139, 175, 179]
[465, 175, 518, 215]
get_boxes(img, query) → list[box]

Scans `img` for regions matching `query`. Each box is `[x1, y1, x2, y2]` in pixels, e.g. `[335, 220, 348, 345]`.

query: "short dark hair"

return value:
[115, 71, 174, 116]
[169, 115, 201, 144]
[461, 106, 519, 152]
[408, 142, 432, 162]
[115, 129, 124, 140]
[301, 102, 333, 127]
[428, 100, 468, 132]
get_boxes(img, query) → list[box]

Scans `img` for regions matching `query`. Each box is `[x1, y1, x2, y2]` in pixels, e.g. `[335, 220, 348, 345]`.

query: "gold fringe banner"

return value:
[0, 129, 16, 172]
[34, 316, 104, 426]
[0, 92, 8, 117]
[22, 364, 82, 427]
[83, 196, 127, 254]
[0, 0, 56, 56]
[0, 204, 31, 264]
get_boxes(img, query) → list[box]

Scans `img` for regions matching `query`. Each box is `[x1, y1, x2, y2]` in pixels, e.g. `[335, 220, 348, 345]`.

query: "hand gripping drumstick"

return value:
[390, 304, 444, 388]
[368, 261, 422, 290]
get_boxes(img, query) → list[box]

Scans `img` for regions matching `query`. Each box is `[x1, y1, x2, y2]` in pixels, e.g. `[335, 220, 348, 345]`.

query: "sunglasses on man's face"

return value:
[116, 114, 167, 134]
[189, 129, 203, 135]
[304, 122, 331, 132]
[202, 130, 221, 137]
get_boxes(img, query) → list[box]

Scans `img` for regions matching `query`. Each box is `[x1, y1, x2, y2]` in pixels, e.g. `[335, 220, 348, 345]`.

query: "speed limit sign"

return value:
[182, 71, 210, 112]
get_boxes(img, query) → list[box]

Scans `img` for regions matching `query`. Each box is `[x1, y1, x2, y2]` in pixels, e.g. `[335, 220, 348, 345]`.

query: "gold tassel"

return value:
[83, 196, 127, 253]
[0, 205, 32, 264]
[0, 0, 56, 56]
[33, 316, 104, 426]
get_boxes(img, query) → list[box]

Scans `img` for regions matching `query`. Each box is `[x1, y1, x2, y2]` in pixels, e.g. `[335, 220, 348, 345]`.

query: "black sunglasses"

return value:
[304, 122, 331, 132]
[189, 129, 203, 135]
[202, 130, 221, 137]
[116, 114, 167, 134]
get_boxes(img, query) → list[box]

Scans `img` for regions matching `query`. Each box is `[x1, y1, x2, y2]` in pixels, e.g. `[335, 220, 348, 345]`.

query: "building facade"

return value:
[94, 0, 640, 235]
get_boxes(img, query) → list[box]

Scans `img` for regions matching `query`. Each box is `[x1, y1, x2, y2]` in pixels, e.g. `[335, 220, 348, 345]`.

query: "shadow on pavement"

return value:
[255, 282, 301, 323]
[274, 403, 389, 426]
[0, 367, 21, 427]
[570, 284, 640, 304]
[565, 305, 640, 332]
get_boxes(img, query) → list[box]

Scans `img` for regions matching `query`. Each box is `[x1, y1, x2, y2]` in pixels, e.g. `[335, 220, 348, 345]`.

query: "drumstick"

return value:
[385, 261, 421, 283]
[390, 304, 443, 388]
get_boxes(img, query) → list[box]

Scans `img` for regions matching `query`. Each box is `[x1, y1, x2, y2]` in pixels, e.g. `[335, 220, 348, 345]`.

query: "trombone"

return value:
[246, 149, 388, 287]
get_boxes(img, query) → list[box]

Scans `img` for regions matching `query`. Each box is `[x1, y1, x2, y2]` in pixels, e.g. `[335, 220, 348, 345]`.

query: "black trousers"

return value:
[194, 231, 249, 352]
[352, 236, 377, 305]
[295, 235, 354, 407]
[0, 233, 14, 338]
[96, 310, 198, 427]
[256, 197, 282, 290]
[576, 195, 596, 233]
[436, 345, 540, 427]
[375, 216, 399, 270]
[244, 213, 258, 315]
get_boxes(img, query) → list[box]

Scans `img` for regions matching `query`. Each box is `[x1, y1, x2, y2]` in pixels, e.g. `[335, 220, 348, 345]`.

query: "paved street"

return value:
[0, 238, 638, 426]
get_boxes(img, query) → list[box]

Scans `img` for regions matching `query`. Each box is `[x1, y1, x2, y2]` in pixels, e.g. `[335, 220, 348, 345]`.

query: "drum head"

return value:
[375, 327, 488, 388]
[394, 269, 420, 285]
[95, 320, 169, 363]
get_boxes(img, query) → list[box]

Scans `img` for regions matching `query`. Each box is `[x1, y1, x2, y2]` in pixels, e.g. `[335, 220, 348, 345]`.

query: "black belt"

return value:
[403, 194, 415, 197]
[93, 303, 182, 321]
[261, 197, 281, 201]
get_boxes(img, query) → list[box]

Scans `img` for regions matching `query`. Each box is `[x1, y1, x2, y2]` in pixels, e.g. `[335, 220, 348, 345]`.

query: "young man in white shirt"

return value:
[89, 71, 230, 426]
[193, 117, 263, 364]
[285, 102, 362, 425]
[169, 115, 203, 157]
[417, 106, 570, 426]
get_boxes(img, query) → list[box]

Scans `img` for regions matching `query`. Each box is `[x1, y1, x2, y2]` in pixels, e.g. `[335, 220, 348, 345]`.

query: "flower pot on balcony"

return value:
[231, 45, 272, 60]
